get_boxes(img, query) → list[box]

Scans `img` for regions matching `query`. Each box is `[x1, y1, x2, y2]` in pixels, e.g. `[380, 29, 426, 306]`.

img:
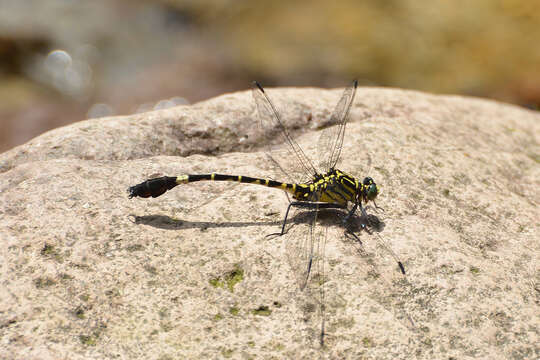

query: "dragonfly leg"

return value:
[266, 201, 345, 238]
[373, 200, 385, 212]
[266, 201, 305, 238]
[342, 202, 358, 224]
[359, 202, 369, 218]
[279, 201, 296, 235]
[343, 201, 371, 230]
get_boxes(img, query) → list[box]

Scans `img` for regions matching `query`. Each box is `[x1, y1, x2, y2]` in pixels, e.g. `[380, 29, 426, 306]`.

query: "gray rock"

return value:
[1, 86, 538, 359]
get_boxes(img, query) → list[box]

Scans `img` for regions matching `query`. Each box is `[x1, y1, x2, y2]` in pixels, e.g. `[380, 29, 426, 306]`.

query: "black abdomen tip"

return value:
[128, 176, 178, 198]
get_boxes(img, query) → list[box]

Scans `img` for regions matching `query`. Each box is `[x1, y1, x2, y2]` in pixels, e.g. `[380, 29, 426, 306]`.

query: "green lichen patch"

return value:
[362, 336, 373, 347]
[209, 277, 224, 289]
[79, 334, 97, 346]
[74, 306, 85, 319]
[229, 307, 239, 316]
[209, 264, 244, 292]
[40, 243, 55, 256]
[40, 243, 64, 262]
[252, 305, 271, 316]
[34, 277, 56, 288]
[221, 349, 234, 358]
[225, 265, 244, 292]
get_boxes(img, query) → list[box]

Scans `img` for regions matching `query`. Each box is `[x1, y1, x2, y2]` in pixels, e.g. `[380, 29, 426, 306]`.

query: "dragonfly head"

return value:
[361, 177, 379, 202]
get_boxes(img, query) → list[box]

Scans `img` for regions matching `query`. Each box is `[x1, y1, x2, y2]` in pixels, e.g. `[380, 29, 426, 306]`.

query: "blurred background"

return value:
[1, 0, 539, 153]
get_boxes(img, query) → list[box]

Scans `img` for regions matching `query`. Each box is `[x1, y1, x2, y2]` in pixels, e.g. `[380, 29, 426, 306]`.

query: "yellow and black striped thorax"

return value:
[292, 169, 359, 205]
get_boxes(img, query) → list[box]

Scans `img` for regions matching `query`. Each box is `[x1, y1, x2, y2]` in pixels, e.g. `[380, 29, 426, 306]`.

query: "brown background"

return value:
[1, 0, 539, 153]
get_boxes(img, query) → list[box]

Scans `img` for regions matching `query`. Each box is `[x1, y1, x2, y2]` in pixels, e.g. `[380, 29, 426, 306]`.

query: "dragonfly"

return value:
[128, 80, 405, 347]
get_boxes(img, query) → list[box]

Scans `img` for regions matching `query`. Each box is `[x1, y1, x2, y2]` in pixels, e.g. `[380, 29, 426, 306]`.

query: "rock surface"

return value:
[1, 86, 538, 359]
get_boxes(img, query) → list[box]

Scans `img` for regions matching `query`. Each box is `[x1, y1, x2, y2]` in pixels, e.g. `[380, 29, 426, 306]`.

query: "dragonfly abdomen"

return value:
[128, 173, 297, 198]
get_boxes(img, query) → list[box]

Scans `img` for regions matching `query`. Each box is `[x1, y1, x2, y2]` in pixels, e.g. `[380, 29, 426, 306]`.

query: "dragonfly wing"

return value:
[252, 82, 318, 183]
[317, 80, 358, 173]
[284, 193, 329, 347]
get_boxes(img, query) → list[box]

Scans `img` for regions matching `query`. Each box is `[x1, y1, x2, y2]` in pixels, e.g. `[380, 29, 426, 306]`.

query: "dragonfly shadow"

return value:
[310, 208, 385, 233]
[128, 207, 385, 235]
[349, 213, 386, 233]
[273, 207, 385, 242]
[128, 214, 283, 231]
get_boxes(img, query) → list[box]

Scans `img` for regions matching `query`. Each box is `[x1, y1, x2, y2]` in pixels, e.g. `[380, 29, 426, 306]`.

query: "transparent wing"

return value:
[252, 82, 318, 183]
[314, 225, 328, 347]
[285, 208, 320, 291]
[284, 193, 328, 346]
[317, 80, 358, 172]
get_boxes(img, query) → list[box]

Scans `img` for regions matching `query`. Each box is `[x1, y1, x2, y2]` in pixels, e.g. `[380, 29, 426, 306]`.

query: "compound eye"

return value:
[363, 177, 373, 186]
[367, 183, 378, 201]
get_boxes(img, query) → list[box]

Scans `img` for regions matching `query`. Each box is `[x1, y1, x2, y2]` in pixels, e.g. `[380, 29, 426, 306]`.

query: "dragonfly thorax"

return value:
[291, 169, 378, 206]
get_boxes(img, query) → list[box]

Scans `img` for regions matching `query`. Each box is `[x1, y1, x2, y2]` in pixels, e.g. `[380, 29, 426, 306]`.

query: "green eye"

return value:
[367, 184, 378, 200]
